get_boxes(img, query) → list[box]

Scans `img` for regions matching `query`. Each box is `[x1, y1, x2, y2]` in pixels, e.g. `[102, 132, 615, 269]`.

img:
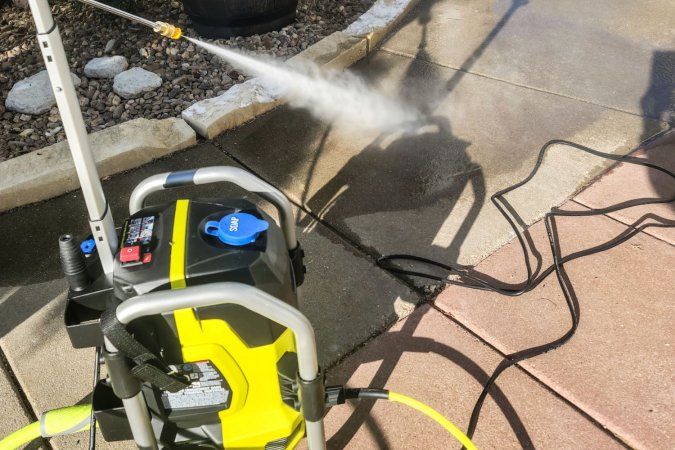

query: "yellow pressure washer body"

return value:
[63, 189, 307, 449]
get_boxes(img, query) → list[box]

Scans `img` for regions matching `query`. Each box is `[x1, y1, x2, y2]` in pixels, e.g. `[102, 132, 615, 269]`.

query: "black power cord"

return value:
[89, 346, 101, 450]
[377, 138, 675, 440]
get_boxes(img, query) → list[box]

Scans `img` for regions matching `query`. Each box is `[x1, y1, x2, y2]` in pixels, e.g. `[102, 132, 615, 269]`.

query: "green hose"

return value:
[0, 404, 92, 450]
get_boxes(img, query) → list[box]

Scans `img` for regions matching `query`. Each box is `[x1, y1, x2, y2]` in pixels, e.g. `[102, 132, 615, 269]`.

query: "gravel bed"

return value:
[0, 0, 374, 160]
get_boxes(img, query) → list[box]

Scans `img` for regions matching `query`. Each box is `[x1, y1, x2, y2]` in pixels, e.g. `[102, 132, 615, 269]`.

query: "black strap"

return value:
[100, 309, 190, 393]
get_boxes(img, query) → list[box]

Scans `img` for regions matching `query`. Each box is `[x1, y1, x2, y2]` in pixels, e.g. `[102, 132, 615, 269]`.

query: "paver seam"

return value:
[427, 303, 633, 449]
[426, 193, 674, 448]
[378, 47, 672, 126]
[322, 300, 436, 373]
[569, 198, 675, 247]
[0, 344, 52, 449]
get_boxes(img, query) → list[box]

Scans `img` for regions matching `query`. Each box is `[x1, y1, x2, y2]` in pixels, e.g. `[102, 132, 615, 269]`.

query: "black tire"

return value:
[181, 0, 298, 38]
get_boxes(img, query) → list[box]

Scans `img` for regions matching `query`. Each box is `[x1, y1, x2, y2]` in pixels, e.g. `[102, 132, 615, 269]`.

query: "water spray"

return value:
[76, 0, 182, 39]
[75, 0, 418, 131]
[184, 36, 421, 131]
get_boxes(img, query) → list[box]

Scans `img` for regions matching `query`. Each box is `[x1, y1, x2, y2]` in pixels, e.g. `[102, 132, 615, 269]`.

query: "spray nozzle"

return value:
[153, 21, 182, 39]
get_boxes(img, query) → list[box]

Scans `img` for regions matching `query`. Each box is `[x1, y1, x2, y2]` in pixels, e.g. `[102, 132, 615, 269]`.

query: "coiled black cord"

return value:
[377, 138, 675, 439]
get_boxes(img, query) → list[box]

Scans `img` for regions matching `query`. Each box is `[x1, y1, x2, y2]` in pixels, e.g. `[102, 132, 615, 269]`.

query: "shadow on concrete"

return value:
[640, 51, 675, 143]
[326, 306, 536, 449]
[640, 51, 675, 211]
[303, 114, 481, 263]
[316, 0, 536, 446]
[0, 193, 90, 342]
[300, 0, 528, 260]
[443, 0, 528, 94]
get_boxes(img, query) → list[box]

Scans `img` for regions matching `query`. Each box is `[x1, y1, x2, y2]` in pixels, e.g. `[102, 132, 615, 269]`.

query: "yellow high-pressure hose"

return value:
[388, 391, 478, 450]
[0, 404, 92, 450]
[0, 422, 40, 450]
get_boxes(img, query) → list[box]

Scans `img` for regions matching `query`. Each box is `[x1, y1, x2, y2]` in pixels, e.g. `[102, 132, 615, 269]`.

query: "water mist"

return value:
[184, 37, 420, 131]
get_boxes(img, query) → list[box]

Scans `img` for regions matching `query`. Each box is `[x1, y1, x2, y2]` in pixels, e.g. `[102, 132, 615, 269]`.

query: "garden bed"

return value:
[0, 0, 374, 160]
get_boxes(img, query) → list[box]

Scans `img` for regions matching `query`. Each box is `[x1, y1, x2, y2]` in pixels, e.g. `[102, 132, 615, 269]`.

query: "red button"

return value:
[120, 246, 140, 263]
[142, 253, 152, 264]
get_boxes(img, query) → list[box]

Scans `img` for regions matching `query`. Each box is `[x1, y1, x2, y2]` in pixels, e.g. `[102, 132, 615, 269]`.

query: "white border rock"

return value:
[182, 78, 284, 139]
[345, 0, 415, 41]
[0, 118, 196, 212]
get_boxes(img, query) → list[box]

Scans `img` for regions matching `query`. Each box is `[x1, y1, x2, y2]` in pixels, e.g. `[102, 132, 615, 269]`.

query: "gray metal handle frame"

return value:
[115, 282, 326, 450]
[28, 0, 118, 274]
[128, 166, 297, 250]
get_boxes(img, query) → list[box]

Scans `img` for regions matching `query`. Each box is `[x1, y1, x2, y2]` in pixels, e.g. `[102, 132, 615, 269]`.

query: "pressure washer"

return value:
[0, 1, 478, 449]
[2, 0, 673, 448]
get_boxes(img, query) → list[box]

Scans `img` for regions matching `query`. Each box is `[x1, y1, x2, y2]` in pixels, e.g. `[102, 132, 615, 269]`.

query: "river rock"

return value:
[104, 39, 117, 54]
[6, 70, 81, 115]
[113, 68, 162, 99]
[84, 56, 128, 79]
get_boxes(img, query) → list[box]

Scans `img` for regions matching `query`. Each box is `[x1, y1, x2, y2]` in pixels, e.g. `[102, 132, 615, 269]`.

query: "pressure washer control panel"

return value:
[118, 214, 156, 264]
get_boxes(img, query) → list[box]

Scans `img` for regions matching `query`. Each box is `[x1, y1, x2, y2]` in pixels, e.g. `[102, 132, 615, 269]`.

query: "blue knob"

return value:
[80, 239, 96, 254]
[204, 213, 269, 246]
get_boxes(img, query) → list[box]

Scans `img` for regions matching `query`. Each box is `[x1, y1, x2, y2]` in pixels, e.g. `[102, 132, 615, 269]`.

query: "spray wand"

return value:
[76, 0, 182, 39]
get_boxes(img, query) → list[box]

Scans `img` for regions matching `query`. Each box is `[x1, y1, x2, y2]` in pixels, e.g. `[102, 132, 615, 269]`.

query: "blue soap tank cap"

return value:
[204, 213, 269, 246]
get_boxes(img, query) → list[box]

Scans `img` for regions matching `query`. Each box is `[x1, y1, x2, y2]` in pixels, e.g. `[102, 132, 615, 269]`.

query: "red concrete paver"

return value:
[574, 143, 674, 245]
[315, 305, 623, 450]
[435, 202, 675, 449]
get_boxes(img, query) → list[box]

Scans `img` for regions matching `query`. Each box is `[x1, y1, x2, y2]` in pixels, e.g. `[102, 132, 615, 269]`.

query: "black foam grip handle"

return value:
[164, 169, 197, 188]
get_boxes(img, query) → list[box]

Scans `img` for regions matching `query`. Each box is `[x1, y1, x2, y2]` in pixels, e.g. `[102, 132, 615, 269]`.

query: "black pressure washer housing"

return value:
[64, 198, 305, 348]
[62, 195, 306, 447]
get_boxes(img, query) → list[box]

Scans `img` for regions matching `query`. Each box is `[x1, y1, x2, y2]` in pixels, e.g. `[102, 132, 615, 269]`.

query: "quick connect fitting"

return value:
[40, 405, 92, 438]
[153, 21, 182, 39]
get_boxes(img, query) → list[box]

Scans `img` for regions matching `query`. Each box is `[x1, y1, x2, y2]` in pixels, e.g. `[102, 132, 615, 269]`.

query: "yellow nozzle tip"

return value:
[153, 21, 181, 39]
